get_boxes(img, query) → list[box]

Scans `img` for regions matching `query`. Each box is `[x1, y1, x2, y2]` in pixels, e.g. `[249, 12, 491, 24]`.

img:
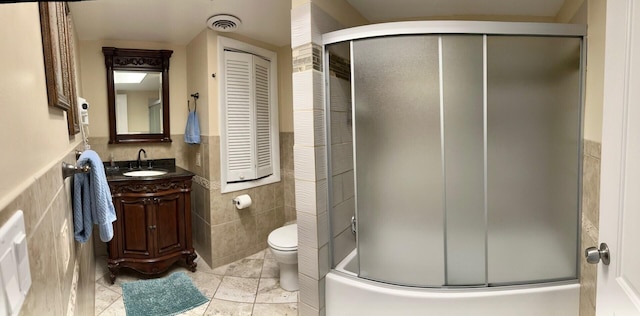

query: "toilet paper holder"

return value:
[232, 194, 252, 209]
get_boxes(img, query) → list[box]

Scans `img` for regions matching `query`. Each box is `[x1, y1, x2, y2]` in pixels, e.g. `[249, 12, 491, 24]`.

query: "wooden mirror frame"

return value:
[103, 47, 173, 144]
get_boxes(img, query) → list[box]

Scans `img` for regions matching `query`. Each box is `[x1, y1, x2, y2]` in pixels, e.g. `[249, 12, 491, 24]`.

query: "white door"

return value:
[596, 0, 640, 314]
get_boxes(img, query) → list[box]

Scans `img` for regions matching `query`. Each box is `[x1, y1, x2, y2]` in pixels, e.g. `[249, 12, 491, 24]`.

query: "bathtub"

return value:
[326, 250, 580, 316]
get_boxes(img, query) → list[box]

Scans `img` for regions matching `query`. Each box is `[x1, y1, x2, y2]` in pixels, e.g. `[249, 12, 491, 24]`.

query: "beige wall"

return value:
[77, 39, 188, 139]
[189, 29, 294, 136]
[0, 3, 82, 206]
[583, 0, 606, 142]
[0, 3, 94, 315]
[187, 30, 212, 136]
[278, 46, 294, 132]
[555, 0, 605, 143]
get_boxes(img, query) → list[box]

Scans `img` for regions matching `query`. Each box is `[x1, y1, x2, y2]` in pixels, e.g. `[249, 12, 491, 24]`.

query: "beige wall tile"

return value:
[0, 182, 42, 237]
[212, 222, 236, 259]
[580, 140, 600, 316]
[582, 154, 601, 226]
[235, 216, 258, 251]
[20, 210, 64, 315]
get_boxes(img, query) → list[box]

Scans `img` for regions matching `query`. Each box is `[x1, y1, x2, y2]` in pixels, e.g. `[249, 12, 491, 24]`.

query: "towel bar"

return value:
[62, 161, 90, 179]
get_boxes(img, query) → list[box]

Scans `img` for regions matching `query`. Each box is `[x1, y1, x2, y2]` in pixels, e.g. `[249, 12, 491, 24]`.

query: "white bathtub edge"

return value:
[326, 271, 580, 316]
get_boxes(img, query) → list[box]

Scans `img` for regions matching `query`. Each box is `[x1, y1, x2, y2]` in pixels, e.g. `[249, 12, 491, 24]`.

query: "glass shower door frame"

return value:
[323, 21, 586, 289]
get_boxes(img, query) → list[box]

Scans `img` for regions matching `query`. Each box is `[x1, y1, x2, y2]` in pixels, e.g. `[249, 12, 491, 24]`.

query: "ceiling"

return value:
[69, 0, 292, 47]
[69, 0, 567, 47]
[346, 0, 567, 22]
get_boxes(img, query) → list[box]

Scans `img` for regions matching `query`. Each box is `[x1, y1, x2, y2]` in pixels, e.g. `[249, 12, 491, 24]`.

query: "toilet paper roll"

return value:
[233, 194, 252, 210]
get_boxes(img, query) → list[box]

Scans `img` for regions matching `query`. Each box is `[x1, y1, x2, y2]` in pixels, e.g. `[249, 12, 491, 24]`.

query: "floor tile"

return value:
[261, 259, 279, 278]
[252, 303, 298, 315]
[264, 249, 274, 259]
[194, 256, 218, 275]
[226, 259, 263, 278]
[98, 297, 125, 316]
[256, 278, 298, 304]
[204, 299, 253, 316]
[177, 300, 211, 316]
[189, 271, 223, 299]
[94, 284, 121, 315]
[95, 270, 140, 295]
[246, 249, 267, 260]
[94, 247, 296, 315]
[212, 263, 230, 276]
[214, 276, 260, 303]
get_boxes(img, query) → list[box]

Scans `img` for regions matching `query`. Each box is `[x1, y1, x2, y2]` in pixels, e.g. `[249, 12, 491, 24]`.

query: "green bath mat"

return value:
[122, 272, 208, 316]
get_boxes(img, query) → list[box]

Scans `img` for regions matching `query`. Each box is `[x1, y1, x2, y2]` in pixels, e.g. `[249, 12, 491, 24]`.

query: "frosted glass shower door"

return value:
[486, 36, 581, 284]
[441, 36, 486, 286]
[353, 36, 445, 287]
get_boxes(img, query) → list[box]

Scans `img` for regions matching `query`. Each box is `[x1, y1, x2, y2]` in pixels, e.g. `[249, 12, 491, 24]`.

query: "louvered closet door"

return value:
[253, 56, 272, 178]
[225, 51, 256, 182]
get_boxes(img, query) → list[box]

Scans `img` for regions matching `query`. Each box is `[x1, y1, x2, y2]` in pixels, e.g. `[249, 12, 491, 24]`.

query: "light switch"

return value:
[12, 234, 29, 294]
[0, 211, 29, 315]
[12, 234, 26, 264]
[0, 249, 20, 313]
[0, 268, 8, 316]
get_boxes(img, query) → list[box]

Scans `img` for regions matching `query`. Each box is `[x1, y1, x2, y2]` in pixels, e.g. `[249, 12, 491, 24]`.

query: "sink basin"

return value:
[122, 170, 167, 177]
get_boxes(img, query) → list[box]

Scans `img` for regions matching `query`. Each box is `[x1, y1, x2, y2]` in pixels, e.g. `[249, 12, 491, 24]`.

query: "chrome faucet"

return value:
[137, 148, 147, 169]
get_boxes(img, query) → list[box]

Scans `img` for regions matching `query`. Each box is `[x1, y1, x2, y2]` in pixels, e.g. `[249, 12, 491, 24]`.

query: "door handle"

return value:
[585, 242, 610, 265]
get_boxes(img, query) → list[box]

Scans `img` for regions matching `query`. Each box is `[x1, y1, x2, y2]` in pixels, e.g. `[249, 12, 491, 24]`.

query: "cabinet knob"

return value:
[148, 225, 156, 230]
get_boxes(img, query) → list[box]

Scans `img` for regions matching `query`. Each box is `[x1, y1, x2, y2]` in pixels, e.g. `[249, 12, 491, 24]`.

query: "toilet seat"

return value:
[268, 224, 297, 251]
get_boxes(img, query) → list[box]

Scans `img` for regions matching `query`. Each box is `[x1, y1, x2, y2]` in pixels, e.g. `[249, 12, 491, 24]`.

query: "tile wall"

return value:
[0, 148, 95, 316]
[328, 57, 356, 265]
[291, 3, 345, 315]
[579, 140, 601, 316]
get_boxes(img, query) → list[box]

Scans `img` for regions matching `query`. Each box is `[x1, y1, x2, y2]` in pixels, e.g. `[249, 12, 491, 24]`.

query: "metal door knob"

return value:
[585, 242, 610, 265]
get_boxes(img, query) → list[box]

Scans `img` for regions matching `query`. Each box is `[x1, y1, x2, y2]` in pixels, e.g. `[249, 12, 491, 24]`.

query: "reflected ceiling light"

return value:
[114, 71, 147, 84]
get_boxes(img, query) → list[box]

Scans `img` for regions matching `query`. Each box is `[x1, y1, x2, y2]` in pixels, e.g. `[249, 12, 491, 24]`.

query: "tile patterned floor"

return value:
[95, 249, 298, 315]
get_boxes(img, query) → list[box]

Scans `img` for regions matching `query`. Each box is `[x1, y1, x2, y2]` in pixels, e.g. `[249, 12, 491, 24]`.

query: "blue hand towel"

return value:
[184, 110, 201, 144]
[73, 150, 116, 243]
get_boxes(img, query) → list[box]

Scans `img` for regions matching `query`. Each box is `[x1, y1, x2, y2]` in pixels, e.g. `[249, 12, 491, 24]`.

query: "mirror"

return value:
[103, 47, 173, 143]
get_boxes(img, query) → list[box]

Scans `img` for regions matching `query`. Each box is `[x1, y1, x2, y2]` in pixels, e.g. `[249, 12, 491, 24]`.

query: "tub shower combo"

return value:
[323, 22, 585, 315]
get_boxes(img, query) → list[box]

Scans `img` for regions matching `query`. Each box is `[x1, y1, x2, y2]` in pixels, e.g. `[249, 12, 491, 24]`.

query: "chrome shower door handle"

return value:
[585, 242, 610, 265]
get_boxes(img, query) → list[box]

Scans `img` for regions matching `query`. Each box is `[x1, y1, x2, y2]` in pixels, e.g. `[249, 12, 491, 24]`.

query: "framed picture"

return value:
[39, 2, 80, 135]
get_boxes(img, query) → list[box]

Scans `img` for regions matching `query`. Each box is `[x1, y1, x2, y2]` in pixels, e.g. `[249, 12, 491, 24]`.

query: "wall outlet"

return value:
[195, 152, 201, 167]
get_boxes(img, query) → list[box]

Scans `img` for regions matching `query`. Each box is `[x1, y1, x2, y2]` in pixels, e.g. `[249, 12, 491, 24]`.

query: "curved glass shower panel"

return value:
[326, 41, 357, 268]
[353, 35, 445, 287]
[441, 35, 486, 286]
[486, 36, 581, 284]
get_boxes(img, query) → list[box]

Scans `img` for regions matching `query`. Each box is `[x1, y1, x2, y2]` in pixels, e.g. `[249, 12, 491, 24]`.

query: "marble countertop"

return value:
[104, 158, 194, 182]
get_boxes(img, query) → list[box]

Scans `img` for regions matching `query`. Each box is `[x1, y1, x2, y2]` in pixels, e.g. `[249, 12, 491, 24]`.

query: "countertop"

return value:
[104, 158, 194, 182]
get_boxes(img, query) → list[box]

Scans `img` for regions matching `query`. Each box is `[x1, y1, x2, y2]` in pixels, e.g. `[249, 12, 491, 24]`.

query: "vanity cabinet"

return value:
[107, 174, 196, 283]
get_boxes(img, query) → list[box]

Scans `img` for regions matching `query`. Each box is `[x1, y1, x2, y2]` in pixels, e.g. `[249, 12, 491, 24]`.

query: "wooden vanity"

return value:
[105, 160, 196, 283]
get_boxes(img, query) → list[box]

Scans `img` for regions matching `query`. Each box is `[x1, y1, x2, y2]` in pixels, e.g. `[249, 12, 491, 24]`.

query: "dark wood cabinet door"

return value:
[106, 175, 196, 283]
[114, 196, 154, 259]
[153, 193, 186, 256]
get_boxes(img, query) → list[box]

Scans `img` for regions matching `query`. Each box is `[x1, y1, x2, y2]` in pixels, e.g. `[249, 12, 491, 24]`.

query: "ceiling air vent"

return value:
[207, 14, 242, 32]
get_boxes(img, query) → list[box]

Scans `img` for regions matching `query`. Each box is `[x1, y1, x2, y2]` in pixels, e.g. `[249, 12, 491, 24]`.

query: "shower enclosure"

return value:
[324, 21, 584, 315]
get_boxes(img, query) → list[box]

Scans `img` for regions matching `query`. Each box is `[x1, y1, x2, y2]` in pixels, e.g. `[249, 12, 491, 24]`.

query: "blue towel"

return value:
[73, 150, 116, 243]
[184, 110, 201, 144]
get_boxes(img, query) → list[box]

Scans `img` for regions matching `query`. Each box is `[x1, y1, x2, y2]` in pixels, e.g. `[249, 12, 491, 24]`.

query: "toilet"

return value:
[267, 223, 298, 291]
